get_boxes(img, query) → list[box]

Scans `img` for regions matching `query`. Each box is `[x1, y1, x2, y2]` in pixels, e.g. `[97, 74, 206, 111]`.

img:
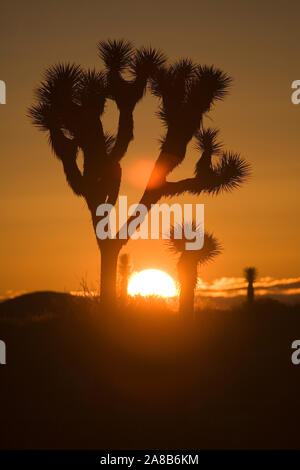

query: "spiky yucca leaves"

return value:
[244, 267, 257, 305]
[30, 64, 107, 119]
[35, 63, 83, 107]
[150, 59, 195, 100]
[167, 224, 221, 267]
[98, 39, 134, 106]
[202, 152, 251, 194]
[29, 101, 56, 132]
[195, 127, 222, 179]
[29, 63, 83, 132]
[152, 63, 231, 132]
[28, 63, 107, 143]
[166, 223, 222, 316]
[129, 47, 167, 103]
[195, 127, 222, 156]
[192, 127, 251, 196]
[192, 65, 232, 108]
[244, 267, 257, 283]
[151, 59, 197, 128]
[98, 39, 134, 73]
[99, 40, 165, 109]
[129, 46, 166, 79]
[77, 69, 106, 116]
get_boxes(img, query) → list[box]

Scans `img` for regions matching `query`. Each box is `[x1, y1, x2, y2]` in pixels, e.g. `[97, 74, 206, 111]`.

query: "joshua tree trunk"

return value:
[99, 240, 122, 305]
[244, 267, 257, 306]
[247, 281, 254, 304]
[179, 282, 195, 319]
[178, 257, 197, 319]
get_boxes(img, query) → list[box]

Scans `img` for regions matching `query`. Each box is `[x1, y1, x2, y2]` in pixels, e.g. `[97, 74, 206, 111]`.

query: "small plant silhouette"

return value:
[244, 267, 257, 305]
[166, 223, 222, 317]
[118, 253, 131, 303]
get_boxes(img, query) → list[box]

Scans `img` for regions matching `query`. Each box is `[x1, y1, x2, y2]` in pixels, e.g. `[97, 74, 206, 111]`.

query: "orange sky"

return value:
[1, 0, 300, 297]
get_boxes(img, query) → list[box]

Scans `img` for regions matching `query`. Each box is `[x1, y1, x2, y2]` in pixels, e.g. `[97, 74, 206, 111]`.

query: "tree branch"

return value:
[162, 178, 203, 197]
[49, 128, 84, 196]
[109, 108, 134, 162]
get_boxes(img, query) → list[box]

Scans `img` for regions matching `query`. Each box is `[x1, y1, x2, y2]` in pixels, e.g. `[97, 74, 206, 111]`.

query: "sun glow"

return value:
[128, 269, 176, 297]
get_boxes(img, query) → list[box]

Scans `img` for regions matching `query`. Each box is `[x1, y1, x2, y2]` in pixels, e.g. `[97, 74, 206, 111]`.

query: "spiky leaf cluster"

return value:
[166, 223, 222, 264]
[151, 62, 232, 138]
[244, 267, 257, 283]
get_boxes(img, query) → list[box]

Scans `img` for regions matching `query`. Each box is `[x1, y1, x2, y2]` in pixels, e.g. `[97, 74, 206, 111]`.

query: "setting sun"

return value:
[128, 269, 176, 297]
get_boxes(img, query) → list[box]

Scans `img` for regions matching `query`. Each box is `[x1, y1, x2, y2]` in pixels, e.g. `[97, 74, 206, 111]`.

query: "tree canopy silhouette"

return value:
[29, 39, 250, 304]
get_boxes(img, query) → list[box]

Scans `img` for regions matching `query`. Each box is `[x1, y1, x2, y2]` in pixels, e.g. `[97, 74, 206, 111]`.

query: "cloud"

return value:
[196, 276, 300, 300]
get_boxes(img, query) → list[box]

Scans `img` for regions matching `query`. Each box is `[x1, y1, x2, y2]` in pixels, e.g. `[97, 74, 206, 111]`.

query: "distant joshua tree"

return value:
[29, 39, 250, 305]
[118, 253, 131, 303]
[166, 224, 222, 317]
[244, 267, 257, 305]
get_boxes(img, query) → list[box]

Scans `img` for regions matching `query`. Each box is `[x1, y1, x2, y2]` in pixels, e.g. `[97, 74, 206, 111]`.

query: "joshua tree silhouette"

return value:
[118, 253, 131, 303]
[166, 223, 222, 317]
[244, 267, 257, 305]
[29, 39, 250, 304]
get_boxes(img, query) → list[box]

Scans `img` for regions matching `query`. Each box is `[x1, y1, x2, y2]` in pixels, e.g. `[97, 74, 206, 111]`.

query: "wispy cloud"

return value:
[196, 276, 300, 300]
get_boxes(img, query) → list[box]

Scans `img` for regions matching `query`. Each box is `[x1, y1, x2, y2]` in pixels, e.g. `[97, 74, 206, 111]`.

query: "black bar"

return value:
[0, 450, 299, 467]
